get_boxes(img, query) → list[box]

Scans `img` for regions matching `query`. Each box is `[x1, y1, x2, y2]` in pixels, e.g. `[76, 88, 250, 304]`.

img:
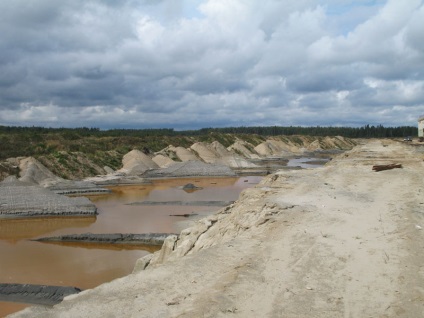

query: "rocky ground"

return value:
[11, 139, 424, 317]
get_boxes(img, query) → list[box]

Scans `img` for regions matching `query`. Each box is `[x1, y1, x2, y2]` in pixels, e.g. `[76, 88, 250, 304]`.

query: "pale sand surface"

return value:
[11, 139, 424, 317]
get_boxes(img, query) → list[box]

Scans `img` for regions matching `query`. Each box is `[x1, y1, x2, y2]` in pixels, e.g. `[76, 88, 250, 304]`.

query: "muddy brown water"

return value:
[0, 176, 262, 317]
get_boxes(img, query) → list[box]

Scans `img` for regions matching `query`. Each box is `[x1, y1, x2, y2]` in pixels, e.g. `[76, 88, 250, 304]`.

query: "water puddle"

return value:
[287, 157, 330, 169]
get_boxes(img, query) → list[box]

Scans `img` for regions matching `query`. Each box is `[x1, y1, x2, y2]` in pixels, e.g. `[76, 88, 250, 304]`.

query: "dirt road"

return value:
[11, 139, 424, 317]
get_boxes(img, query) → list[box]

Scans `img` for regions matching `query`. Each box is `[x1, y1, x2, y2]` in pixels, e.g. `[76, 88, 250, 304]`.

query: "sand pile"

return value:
[16, 157, 110, 195]
[227, 140, 261, 159]
[159, 137, 356, 169]
[254, 136, 355, 157]
[152, 154, 175, 168]
[190, 141, 258, 169]
[190, 142, 219, 163]
[167, 146, 199, 162]
[254, 139, 300, 156]
[118, 150, 159, 175]
[19, 157, 62, 187]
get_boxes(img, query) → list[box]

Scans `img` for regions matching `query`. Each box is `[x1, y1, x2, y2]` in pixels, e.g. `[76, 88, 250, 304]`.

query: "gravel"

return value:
[0, 177, 97, 219]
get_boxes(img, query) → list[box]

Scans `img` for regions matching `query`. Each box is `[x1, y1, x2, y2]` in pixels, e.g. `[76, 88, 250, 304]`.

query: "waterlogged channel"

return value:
[0, 176, 262, 316]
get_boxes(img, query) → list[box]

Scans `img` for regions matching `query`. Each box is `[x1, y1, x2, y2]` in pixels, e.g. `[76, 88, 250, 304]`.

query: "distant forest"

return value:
[0, 124, 417, 138]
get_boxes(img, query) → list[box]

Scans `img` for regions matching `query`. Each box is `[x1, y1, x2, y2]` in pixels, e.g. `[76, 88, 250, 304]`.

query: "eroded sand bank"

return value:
[11, 139, 424, 317]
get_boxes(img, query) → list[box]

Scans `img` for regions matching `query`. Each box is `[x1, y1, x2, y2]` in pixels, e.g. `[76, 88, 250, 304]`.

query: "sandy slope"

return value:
[11, 139, 424, 318]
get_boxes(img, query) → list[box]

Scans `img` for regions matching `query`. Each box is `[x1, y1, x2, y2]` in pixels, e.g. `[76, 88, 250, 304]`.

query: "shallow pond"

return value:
[287, 157, 331, 168]
[0, 176, 262, 316]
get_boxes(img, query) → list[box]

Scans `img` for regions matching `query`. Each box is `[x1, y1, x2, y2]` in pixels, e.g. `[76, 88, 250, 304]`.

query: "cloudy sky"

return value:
[0, 0, 423, 129]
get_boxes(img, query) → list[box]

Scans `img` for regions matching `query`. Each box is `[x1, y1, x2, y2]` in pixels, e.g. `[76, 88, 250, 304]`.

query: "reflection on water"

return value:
[0, 240, 143, 287]
[0, 176, 261, 317]
[38, 241, 161, 253]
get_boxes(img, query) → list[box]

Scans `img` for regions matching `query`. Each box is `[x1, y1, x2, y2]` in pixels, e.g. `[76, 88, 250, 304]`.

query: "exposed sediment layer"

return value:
[12, 139, 424, 318]
[33, 233, 174, 247]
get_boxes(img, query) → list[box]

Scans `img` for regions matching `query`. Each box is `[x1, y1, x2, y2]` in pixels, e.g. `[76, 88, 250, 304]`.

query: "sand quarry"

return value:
[10, 139, 424, 317]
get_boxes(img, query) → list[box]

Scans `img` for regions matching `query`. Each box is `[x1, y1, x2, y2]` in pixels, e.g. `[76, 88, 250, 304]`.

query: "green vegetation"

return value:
[0, 124, 416, 161]
[0, 124, 417, 138]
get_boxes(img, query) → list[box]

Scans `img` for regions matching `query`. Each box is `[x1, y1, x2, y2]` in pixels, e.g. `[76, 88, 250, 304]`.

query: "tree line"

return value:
[198, 125, 417, 138]
[0, 124, 417, 139]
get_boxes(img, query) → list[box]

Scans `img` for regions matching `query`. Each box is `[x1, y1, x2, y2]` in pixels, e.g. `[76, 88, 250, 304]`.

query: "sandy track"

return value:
[11, 139, 424, 317]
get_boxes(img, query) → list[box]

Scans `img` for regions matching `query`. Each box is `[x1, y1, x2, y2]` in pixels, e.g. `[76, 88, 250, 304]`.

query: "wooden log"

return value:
[169, 213, 198, 217]
[372, 164, 402, 172]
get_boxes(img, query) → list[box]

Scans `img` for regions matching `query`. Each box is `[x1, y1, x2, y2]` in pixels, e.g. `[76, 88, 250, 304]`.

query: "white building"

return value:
[419, 115, 424, 137]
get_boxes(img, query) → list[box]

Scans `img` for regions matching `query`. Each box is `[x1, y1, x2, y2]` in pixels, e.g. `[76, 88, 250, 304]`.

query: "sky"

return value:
[0, 0, 423, 130]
